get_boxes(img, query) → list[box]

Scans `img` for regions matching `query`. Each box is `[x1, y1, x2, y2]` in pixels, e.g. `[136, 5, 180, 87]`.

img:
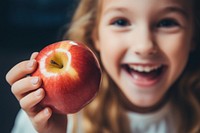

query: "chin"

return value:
[133, 99, 158, 107]
[129, 92, 169, 112]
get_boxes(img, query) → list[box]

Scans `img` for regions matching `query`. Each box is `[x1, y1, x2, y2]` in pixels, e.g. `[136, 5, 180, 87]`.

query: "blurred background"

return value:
[0, 0, 78, 132]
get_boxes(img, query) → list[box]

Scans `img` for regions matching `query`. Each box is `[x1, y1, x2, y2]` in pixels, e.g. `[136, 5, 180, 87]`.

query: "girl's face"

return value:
[94, 0, 194, 108]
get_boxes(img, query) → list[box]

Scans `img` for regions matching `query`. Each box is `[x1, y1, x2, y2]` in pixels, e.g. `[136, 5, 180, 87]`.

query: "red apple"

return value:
[32, 40, 101, 114]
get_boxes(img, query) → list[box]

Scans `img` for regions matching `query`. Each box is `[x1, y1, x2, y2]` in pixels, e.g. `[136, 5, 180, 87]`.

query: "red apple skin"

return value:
[32, 40, 101, 114]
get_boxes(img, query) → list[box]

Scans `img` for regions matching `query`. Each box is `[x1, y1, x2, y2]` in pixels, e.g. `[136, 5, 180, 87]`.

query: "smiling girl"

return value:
[6, 0, 200, 133]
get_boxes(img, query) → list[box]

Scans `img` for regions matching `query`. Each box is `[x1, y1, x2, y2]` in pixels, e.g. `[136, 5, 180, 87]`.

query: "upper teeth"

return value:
[129, 65, 162, 72]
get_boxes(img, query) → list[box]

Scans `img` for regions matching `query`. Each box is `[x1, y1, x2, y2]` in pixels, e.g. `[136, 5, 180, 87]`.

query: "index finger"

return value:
[6, 52, 39, 85]
[6, 59, 37, 85]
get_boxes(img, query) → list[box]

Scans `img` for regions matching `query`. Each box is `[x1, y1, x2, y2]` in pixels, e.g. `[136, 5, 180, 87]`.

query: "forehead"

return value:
[101, 0, 192, 5]
[101, 0, 193, 13]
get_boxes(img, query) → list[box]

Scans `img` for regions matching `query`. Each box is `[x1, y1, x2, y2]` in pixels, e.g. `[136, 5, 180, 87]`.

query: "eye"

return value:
[156, 18, 179, 28]
[111, 18, 130, 27]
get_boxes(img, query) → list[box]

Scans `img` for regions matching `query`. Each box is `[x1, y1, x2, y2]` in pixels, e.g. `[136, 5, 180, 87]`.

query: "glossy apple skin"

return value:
[32, 40, 101, 114]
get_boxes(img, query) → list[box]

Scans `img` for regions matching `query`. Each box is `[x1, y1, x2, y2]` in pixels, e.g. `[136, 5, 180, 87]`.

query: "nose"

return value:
[132, 26, 157, 57]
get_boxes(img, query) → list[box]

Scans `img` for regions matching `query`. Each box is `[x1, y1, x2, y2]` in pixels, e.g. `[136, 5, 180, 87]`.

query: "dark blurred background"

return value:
[0, 0, 78, 132]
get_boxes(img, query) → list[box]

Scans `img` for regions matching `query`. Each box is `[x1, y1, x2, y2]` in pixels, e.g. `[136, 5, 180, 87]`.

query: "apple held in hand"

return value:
[32, 40, 101, 114]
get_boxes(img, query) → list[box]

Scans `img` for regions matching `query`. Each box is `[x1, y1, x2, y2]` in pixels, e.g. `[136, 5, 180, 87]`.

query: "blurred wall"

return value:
[0, 0, 78, 132]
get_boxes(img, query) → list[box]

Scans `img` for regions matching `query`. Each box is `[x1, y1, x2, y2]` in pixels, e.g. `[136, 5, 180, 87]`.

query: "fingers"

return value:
[30, 52, 39, 60]
[11, 76, 42, 100]
[5, 52, 60, 133]
[6, 52, 38, 85]
[20, 88, 45, 116]
[32, 107, 52, 128]
[6, 59, 37, 85]
[10, 75, 44, 117]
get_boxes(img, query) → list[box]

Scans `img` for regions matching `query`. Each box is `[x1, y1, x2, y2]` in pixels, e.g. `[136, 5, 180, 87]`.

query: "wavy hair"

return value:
[63, 0, 200, 133]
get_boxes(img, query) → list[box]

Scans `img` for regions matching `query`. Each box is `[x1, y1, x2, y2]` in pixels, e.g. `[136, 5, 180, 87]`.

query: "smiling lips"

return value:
[123, 64, 165, 87]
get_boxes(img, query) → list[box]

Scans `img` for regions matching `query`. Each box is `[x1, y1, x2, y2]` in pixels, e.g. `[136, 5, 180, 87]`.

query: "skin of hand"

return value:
[6, 52, 68, 133]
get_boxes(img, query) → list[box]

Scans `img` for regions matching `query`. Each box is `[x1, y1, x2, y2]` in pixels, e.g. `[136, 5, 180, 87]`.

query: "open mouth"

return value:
[122, 64, 166, 86]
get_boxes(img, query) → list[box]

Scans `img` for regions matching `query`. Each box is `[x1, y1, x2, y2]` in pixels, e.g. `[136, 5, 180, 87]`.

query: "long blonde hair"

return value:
[63, 0, 200, 133]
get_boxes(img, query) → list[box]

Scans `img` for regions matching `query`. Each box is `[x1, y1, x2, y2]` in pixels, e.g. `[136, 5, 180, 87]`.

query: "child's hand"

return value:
[6, 52, 67, 133]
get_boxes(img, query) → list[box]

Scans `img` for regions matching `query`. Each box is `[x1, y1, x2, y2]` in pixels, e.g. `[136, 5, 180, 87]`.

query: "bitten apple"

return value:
[32, 40, 101, 114]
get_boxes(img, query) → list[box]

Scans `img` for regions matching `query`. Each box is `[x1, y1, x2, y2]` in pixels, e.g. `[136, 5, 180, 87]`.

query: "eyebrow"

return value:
[102, 5, 191, 20]
[161, 6, 190, 19]
[103, 6, 130, 15]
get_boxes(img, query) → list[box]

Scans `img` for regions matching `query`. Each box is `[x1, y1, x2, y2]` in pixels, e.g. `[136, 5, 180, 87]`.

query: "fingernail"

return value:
[44, 108, 49, 115]
[35, 89, 42, 96]
[31, 77, 39, 85]
[27, 60, 35, 68]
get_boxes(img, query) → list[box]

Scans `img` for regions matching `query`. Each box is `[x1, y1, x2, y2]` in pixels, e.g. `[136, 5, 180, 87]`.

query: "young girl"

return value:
[6, 0, 200, 133]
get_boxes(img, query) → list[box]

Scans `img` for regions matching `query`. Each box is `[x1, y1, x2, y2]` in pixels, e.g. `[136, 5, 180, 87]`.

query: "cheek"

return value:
[98, 32, 126, 80]
[159, 34, 191, 81]
[98, 31, 123, 68]
[159, 32, 191, 62]
[100, 40, 120, 73]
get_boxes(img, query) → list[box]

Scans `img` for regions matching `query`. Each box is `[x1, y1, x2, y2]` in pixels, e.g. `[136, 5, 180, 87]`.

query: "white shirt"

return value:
[127, 102, 176, 133]
[12, 102, 176, 133]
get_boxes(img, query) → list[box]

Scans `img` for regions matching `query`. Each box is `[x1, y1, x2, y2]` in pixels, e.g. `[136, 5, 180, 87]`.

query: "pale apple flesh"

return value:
[32, 41, 101, 114]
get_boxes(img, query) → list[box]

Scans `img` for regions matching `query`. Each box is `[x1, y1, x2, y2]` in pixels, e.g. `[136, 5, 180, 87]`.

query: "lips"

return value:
[122, 64, 165, 87]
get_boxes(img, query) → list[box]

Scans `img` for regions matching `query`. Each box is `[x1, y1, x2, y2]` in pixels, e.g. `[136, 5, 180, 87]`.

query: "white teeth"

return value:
[129, 65, 162, 72]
